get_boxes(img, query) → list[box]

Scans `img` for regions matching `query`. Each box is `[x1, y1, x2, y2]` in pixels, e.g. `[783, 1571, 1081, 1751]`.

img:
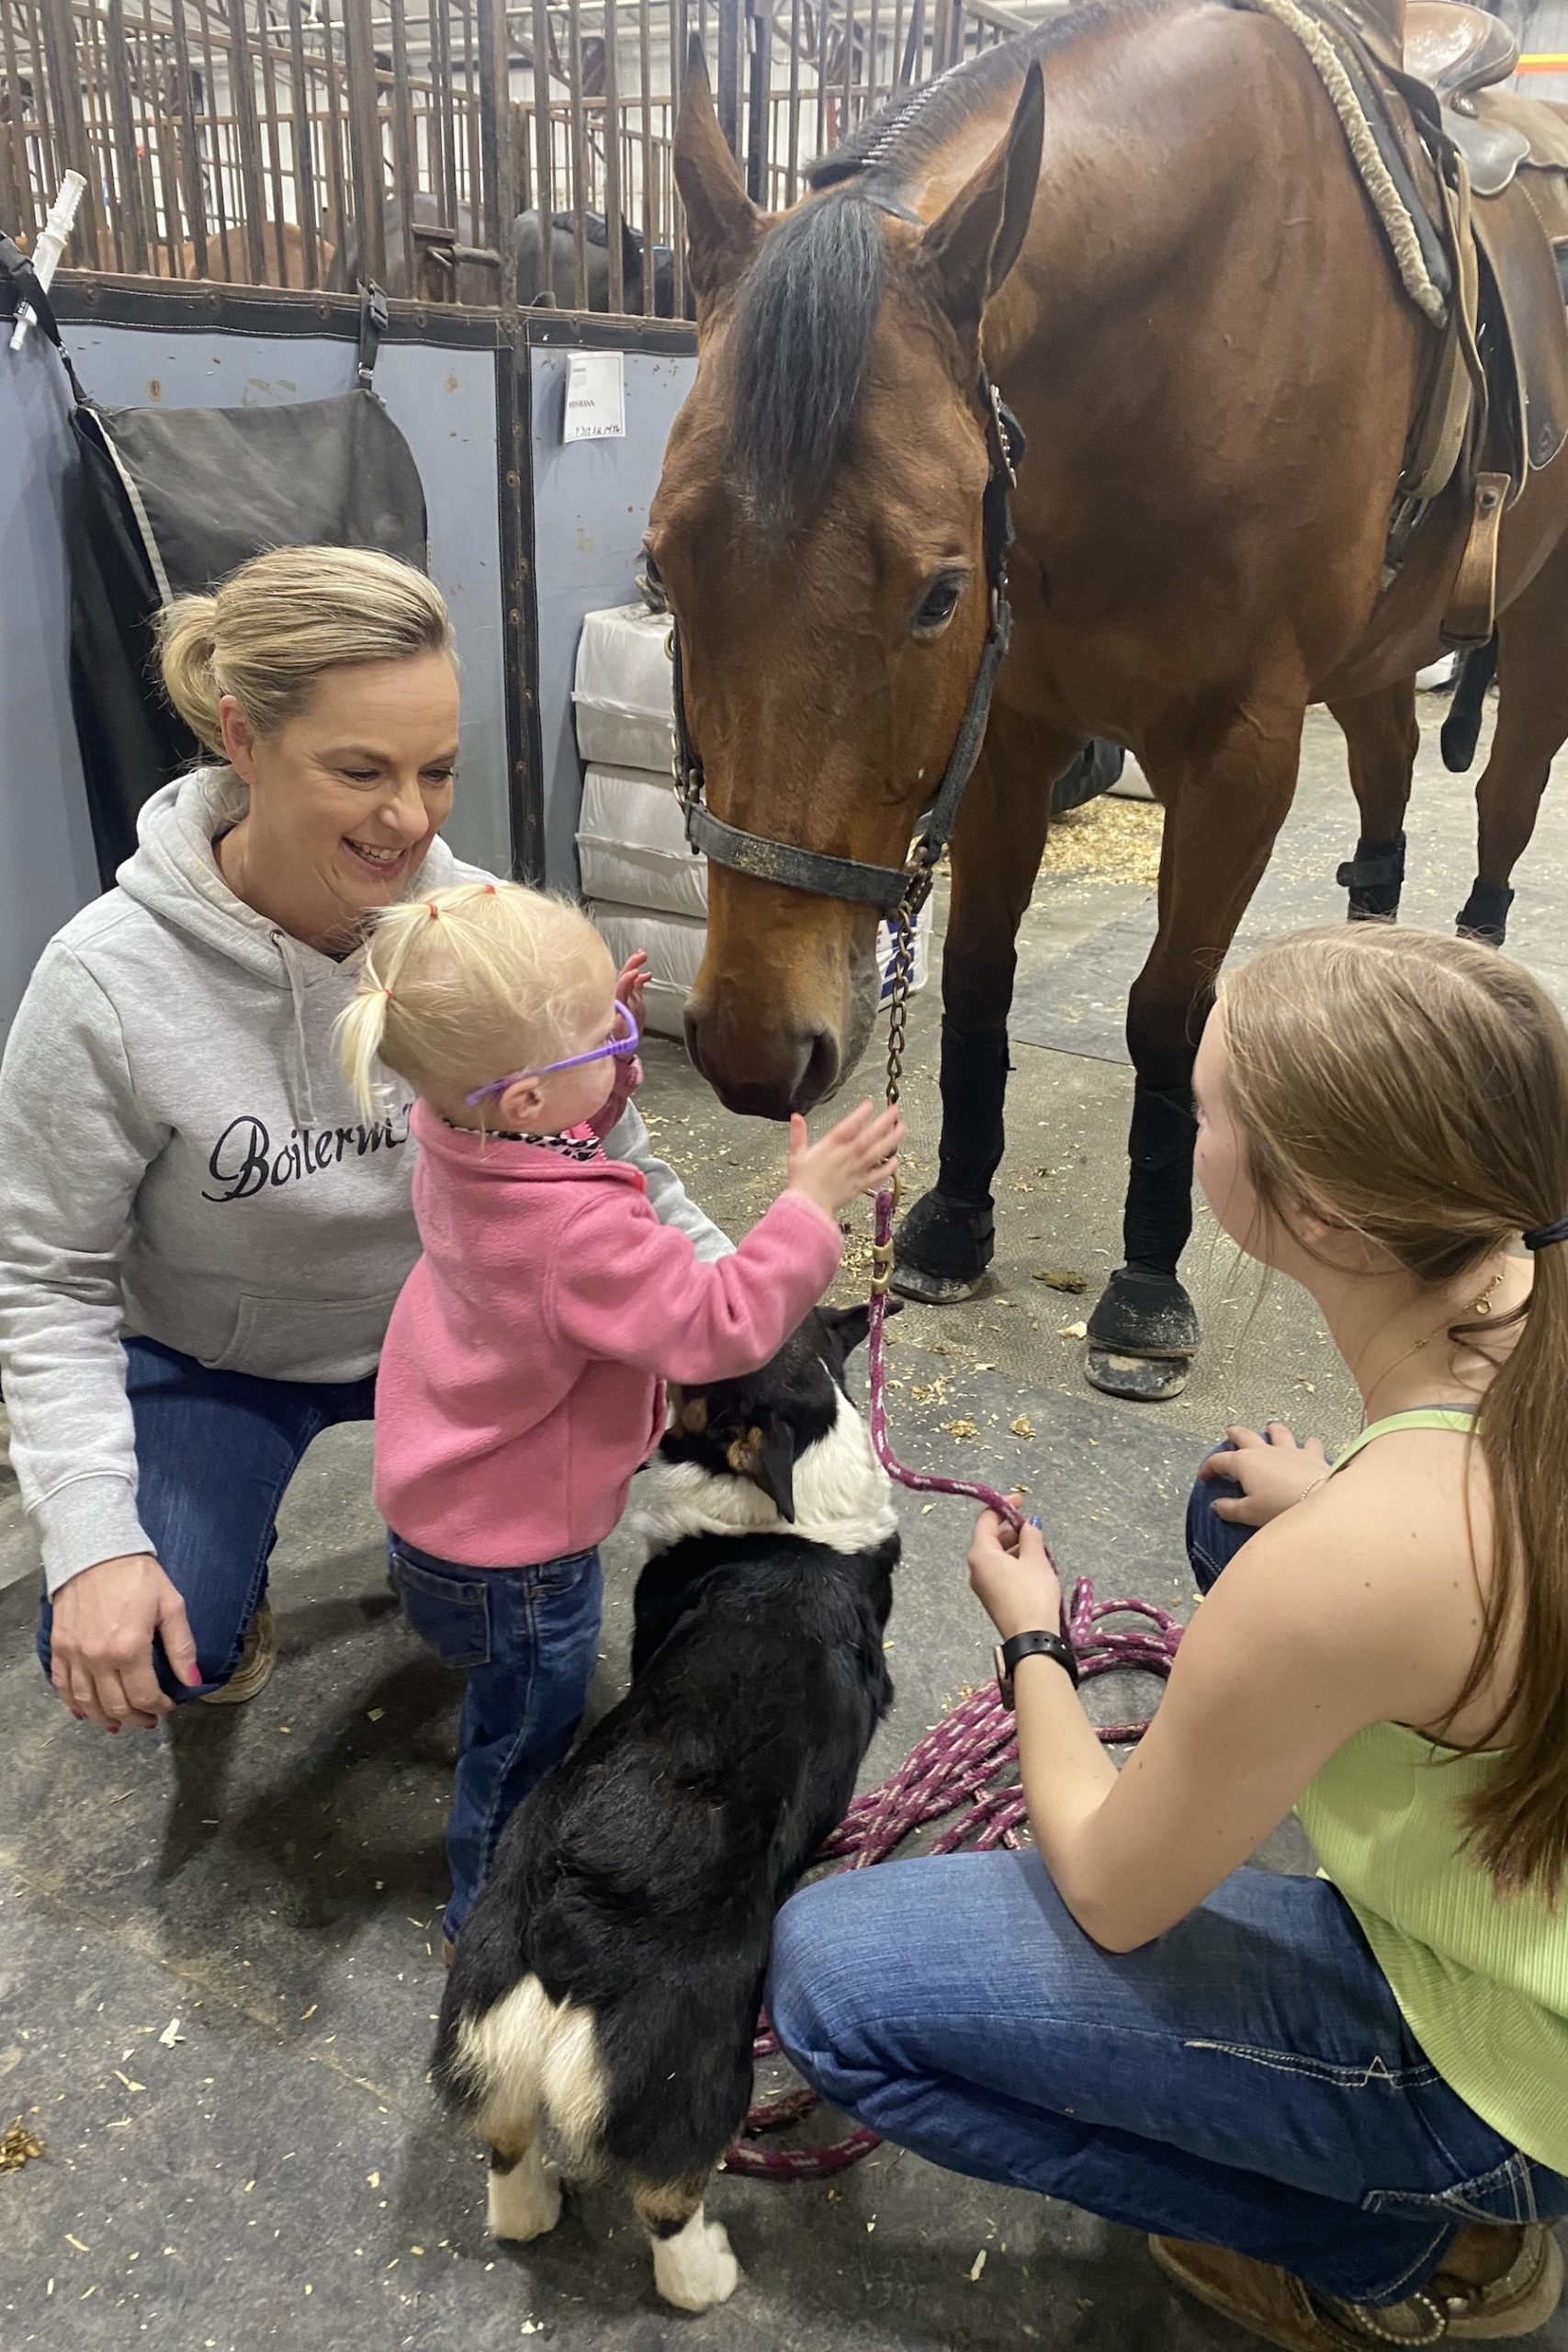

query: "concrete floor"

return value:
[2, 698, 1566, 2350]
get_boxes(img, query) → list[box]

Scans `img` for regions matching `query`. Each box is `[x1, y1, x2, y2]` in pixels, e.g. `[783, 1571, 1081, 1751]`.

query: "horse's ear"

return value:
[918, 61, 1043, 336]
[674, 41, 762, 311]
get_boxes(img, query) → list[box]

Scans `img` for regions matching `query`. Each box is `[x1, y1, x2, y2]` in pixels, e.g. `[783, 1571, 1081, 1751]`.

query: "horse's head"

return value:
[649, 59, 1043, 1119]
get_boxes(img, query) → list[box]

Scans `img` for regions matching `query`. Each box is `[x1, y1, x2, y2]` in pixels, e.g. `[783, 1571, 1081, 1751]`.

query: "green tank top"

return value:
[1293, 1407, 1568, 2171]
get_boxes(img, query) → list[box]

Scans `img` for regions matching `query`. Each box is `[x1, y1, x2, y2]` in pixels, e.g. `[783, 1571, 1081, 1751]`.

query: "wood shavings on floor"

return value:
[1042, 796, 1163, 888]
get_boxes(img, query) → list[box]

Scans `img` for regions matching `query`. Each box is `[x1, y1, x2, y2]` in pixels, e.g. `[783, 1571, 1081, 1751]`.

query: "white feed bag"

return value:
[573, 604, 677, 774]
[576, 764, 708, 920]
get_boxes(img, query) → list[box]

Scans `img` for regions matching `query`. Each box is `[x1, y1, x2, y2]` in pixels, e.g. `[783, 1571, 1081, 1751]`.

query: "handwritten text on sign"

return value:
[564, 351, 626, 443]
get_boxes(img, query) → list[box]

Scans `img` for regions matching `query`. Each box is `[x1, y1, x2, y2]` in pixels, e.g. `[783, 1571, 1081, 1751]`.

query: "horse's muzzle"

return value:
[682, 1001, 842, 1120]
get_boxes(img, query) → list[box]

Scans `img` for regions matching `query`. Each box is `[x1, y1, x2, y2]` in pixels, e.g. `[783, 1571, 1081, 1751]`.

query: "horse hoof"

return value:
[889, 1264, 985, 1306]
[893, 1186, 995, 1303]
[1456, 880, 1513, 947]
[1085, 1348, 1190, 1402]
[1336, 833, 1404, 924]
[1083, 1266, 1199, 1402]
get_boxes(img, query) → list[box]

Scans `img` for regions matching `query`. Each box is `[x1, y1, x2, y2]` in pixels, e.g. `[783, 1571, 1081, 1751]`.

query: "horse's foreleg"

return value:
[1086, 695, 1304, 1402]
[1327, 678, 1419, 922]
[893, 729, 1072, 1305]
[1458, 537, 1568, 946]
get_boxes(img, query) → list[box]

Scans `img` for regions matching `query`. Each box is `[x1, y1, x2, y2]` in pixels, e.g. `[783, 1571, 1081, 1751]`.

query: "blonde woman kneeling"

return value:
[0, 546, 724, 1739]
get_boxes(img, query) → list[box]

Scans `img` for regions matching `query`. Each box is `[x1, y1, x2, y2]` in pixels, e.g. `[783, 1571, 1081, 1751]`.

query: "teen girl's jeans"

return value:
[765, 1446, 1568, 2305]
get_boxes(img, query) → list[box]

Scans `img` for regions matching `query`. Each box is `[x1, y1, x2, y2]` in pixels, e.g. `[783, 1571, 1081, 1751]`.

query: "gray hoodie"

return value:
[0, 766, 728, 1595]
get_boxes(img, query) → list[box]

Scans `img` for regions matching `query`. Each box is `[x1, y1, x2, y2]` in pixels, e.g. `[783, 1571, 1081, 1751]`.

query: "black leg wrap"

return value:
[1121, 1080, 1197, 1276]
[1456, 879, 1514, 946]
[1440, 639, 1497, 775]
[1336, 831, 1405, 922]
[933, 1020, 1010, 1204]
[894, 1022, 1010, 1293]
[1082, 1080, 1200, 1395]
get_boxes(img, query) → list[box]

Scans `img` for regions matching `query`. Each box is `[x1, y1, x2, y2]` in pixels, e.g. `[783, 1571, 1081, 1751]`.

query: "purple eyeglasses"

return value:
[464, 999, 640, 1107]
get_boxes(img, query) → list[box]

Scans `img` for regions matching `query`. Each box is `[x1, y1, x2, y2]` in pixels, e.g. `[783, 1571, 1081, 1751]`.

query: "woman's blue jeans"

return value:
[766, 1447, 1568, 2306]
[35, 1338, 602, 1939]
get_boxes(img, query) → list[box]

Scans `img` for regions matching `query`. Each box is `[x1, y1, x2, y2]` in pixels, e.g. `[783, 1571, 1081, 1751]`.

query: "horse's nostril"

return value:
[796, 1029, 840, 1112]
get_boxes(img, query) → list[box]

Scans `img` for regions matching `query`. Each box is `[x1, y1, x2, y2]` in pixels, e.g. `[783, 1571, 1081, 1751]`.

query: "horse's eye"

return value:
[912, 574, 964, 639]
[639, 547, 668, 613]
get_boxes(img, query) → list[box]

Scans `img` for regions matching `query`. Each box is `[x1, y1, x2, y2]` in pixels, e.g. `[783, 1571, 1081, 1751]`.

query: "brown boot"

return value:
[198, 1598, 276, 1705]
[1150, 2224, 1562, 2346]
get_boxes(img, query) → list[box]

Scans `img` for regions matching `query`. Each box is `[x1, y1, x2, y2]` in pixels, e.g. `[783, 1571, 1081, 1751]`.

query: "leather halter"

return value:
[672, 372, 1024, 920]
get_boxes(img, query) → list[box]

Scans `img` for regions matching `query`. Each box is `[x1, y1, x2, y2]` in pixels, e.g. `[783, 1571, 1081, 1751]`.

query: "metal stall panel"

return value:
[48, 300, 513, 879]
[0, 340, 103, 1052]
[525, 317, 696, 889]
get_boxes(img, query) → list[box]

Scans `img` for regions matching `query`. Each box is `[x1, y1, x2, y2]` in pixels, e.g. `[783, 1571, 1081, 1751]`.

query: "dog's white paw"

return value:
[488, 2145, 562, 2242]
[653, 2212, 742, 2311]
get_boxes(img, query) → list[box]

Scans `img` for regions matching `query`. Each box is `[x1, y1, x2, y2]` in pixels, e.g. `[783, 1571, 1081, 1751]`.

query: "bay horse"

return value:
[648, 0, 1568, 1399]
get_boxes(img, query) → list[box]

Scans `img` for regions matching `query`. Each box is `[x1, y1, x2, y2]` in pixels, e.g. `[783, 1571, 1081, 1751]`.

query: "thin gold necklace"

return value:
[1359, 1266, 1503, 1427]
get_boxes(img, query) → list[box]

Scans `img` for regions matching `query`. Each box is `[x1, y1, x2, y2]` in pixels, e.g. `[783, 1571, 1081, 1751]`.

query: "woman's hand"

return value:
[968, 1499, 1064, 1643]
[1198, 1422, 1330, 1527]
[50, 1553, 201, 1731]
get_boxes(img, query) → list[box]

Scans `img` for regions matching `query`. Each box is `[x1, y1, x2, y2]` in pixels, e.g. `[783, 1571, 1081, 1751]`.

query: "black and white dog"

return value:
[432, 1304, 898, 2310]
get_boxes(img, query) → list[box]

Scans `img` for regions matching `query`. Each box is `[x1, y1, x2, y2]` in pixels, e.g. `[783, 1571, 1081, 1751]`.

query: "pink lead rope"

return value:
[728, 1182, 1186, 2180]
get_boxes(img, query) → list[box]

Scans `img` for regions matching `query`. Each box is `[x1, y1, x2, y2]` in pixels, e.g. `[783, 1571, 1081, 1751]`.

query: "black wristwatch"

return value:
[995, 1628, 1079, 1708]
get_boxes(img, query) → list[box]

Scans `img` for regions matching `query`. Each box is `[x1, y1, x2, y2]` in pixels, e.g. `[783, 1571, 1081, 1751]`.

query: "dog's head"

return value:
[662, 1302, 885, 1524]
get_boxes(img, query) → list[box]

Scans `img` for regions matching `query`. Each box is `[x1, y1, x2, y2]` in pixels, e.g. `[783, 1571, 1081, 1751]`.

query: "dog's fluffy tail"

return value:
[436, 1973, 609, 2171]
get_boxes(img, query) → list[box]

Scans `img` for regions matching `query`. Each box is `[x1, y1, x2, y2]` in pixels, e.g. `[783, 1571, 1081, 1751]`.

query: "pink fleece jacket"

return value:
[372, 1099, 843, 1568]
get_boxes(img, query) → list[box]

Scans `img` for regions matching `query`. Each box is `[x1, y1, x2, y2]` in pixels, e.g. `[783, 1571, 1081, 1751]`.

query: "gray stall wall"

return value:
[527, 342, 696, 889]
[1, 318, 509, 1042]
[1, 334, 104, 1050]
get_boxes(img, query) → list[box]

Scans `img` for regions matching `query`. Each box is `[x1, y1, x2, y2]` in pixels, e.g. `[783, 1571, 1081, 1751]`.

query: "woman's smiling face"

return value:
[220, 651, 460, 929]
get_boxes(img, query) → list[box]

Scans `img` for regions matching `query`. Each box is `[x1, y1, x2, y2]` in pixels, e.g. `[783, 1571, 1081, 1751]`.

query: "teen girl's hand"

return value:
[968, 1498, 1065, 1643]
[785, 1102, 904, 1218]
[1198, 1422, 1331, 1527]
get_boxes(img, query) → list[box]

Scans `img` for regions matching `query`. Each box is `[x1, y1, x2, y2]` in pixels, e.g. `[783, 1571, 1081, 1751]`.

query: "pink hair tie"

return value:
[427, 901, 441, 920]
[382, 987, 395, 1001]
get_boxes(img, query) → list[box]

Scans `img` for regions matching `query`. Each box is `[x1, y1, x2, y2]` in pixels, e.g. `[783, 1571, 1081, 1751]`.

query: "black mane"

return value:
[728, 190, 887, 530]
[728, 2, 1165, 528]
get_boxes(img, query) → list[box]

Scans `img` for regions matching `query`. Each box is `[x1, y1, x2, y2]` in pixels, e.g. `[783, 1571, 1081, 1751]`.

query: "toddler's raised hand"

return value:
[615, 949, 649, 1031]
[785, 1102, 904, 1219]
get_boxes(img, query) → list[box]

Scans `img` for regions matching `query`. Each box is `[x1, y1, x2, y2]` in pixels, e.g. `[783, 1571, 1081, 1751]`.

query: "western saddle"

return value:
[1292, 0, 1568, 641]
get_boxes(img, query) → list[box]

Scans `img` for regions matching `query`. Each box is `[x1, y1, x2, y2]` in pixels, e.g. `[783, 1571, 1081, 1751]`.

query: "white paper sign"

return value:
[563, 350, 626, 443]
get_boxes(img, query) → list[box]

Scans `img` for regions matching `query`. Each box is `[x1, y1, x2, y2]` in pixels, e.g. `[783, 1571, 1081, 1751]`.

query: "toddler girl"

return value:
[339, 881, 899, 1946]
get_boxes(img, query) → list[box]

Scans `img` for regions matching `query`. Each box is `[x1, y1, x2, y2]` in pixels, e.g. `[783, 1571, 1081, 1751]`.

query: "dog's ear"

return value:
[755, 1419, 797, 1523]
[723, 1417, 797, 1521]
[818, 1298, 900, 1367]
